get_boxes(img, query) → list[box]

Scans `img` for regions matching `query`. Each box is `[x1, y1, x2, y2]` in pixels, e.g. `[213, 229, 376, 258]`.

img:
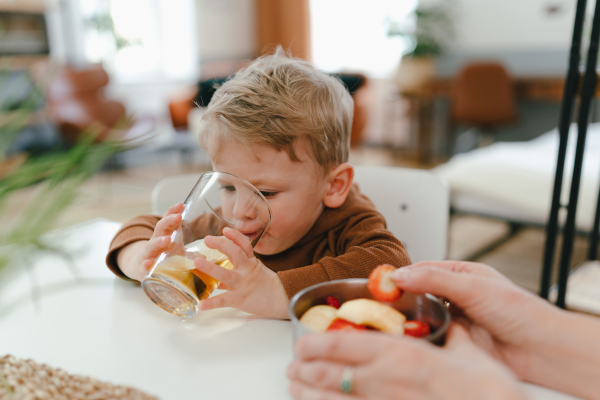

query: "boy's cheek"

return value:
[255, 234, 273, 252]
[254, 234, 283, 255]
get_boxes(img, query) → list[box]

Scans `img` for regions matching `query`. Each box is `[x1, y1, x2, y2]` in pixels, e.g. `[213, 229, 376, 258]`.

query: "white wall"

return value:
[195, 0, 257, 63]
[449, 0, 576, 51]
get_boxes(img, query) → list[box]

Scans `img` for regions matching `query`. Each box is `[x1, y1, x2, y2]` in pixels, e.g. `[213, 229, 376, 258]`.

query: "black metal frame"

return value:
[541, 0, 600, 307]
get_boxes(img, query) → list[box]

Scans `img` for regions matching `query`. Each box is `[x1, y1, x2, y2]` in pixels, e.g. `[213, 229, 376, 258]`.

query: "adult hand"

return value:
[288, 324, 528, 400]
[390, 261, 561, 383]
[118, 202, 184, 281]
[193, 227, 289, 318]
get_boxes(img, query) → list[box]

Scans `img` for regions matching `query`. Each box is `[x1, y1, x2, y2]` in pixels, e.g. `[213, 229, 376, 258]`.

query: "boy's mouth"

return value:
[239, 229, 261, 241]
[234, 220, 267, 243]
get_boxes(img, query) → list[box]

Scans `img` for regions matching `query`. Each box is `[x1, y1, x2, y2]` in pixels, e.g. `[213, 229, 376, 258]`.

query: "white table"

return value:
[0, 220, 580, 400]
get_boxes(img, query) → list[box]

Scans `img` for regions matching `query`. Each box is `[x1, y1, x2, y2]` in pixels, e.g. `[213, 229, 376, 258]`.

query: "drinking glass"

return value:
[141, 171, 272, 317]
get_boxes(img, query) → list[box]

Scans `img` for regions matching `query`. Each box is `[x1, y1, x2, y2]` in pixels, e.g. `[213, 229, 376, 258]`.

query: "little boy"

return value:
[105, 49, 411, 319]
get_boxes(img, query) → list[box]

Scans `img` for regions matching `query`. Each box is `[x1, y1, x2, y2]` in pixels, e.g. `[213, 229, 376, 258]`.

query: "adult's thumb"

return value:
[444, 322, 473, 348]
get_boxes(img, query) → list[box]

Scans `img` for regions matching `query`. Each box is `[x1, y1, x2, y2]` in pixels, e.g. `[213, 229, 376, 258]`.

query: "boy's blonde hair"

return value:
[198, 48, 354, 169]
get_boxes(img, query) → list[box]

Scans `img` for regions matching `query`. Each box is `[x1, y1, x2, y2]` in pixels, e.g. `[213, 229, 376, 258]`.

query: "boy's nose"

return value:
[232, 189, 259, 221]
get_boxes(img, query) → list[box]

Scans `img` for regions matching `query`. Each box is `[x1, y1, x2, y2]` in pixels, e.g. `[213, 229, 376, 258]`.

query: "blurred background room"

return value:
[2, 0, 599, 305]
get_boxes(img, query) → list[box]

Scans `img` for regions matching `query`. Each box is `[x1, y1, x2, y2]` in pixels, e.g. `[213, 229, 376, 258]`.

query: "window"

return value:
[309, 0, 416, 77]
[78, 0, 197, 83]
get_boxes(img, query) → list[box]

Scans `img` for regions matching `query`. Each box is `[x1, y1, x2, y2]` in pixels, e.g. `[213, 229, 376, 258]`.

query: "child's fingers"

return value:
[222, 227, 253, 258]
[142, 259, 154, 272]
[217, 282, 229, 290]
[199, 291, 231, 311]
[143, 236, 171, 260]
[163, 202, 184, 218]
[195, 257, 237, 287]
[154, 213, 182, 237]
[204, 235, 248, 268]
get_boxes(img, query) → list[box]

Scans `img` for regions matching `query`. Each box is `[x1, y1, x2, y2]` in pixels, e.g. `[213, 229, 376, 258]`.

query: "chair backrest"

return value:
[353, 165, 448, 262]
[152, 173, 203, 216]
[152, 166, 449, 263]
[451, 62, 517, 127]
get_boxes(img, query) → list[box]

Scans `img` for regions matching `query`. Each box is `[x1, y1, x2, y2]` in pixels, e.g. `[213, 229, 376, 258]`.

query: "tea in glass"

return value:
[141, 171, 272, 317]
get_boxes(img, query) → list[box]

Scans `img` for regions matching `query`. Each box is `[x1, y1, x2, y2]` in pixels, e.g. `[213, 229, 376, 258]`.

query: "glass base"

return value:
[142, 277, 199, 318]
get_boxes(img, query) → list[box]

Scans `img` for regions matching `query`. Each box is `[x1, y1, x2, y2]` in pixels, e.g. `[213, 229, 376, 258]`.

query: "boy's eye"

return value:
[221, 185, 236, 192]
[259, 191, 277, 198]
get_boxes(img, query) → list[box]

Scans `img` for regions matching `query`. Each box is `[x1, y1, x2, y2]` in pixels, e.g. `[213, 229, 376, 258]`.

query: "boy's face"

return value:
[211, 140, 329, 255]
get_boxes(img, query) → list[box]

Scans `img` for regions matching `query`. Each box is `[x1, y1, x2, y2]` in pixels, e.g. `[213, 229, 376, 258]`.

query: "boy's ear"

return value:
[323, 163, 354, 208]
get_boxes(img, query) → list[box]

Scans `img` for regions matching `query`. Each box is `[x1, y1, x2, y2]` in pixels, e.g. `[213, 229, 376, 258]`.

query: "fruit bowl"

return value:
[288, 279, 451, 345]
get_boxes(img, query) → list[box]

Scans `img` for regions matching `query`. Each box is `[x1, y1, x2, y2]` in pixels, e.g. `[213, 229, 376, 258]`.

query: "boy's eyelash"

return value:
[221, 185, 276, 198]
[259, 191, 277, 198]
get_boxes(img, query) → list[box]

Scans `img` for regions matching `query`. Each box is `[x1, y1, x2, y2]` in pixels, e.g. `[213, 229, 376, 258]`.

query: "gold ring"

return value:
[340, 366, 354, 394]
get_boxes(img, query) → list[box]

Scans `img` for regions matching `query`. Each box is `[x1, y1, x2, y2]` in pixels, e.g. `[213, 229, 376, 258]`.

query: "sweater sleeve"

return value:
[105, 215, 160, 280]
[276, 213, 412, 299]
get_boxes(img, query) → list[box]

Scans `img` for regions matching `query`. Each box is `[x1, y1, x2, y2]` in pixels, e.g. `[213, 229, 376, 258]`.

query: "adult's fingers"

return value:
[403, 260, 510, 282]
[287, 360, 347, 392]
[295, 331, 391, 364]
[443, 322, 474, 350]
[288, 381, 353, 400]
[390, 265, 510, 310]
[289, 349, 429, 400]
[222, 227, 253, 258]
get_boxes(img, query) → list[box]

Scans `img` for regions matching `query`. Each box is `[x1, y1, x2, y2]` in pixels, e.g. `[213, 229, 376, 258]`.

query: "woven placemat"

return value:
[0, 354, 158, 400]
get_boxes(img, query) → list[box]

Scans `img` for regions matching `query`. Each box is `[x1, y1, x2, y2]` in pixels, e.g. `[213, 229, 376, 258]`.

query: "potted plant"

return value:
[0, 69, 125, 280]
[388, 2, 455, 90]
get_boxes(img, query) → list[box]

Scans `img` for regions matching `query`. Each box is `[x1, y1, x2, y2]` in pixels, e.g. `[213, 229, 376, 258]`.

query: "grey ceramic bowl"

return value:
[289, 279, 451, 346]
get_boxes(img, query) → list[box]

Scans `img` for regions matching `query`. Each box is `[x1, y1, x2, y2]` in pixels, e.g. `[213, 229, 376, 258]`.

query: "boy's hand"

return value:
[195, 227, 289, 319]
[118, 202, 184, 281]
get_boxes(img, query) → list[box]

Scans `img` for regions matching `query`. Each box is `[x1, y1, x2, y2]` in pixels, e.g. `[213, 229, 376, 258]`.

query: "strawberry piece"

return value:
[404, 320, 431, 337]
[367, 264, 402, 303]
[327, 318, 368, 331]
[325, 295, 341, 309]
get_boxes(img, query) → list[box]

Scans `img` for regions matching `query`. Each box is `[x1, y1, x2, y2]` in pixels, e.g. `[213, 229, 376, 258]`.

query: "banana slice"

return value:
[336, 299, 406, 336]
[299, 305, 338, 333]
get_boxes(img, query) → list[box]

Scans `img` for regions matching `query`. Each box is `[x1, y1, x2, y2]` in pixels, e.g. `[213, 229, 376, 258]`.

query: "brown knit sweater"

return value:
[106, 185, 412, 299]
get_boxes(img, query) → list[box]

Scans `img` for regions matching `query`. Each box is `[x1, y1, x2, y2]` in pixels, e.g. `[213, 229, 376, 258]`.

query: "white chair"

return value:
[151, 165, 449, 262]
[353, 165, 449, 262]
[151, 173, 202, 215]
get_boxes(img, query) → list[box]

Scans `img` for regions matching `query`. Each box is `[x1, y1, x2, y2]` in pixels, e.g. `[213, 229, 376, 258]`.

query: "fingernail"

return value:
[391, 268, 411, 281]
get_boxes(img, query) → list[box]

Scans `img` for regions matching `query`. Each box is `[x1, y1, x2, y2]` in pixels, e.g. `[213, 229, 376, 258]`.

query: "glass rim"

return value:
[184, 170, 273, 232]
